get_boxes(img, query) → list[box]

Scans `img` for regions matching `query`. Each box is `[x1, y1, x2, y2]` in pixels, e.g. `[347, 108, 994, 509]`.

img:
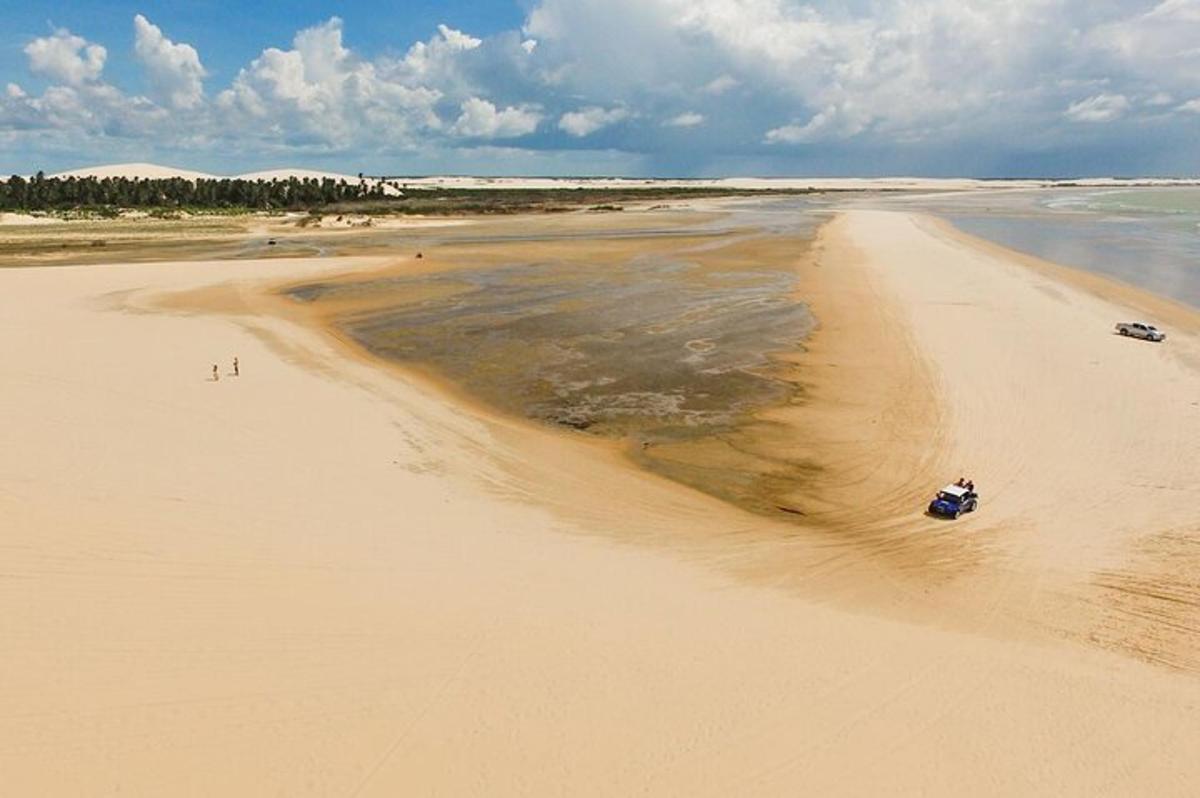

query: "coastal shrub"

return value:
[0, 173, 386, 212]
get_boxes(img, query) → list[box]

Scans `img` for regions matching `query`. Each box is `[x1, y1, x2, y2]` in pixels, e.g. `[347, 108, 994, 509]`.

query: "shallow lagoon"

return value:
[880, 187, 1200, 308]
[287, 207, 825, 516]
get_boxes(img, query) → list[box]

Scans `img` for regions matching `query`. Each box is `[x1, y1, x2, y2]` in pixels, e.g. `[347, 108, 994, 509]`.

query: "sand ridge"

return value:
[40, 161, 1200, 190]
[172, 206, 1200, 664]
[3, 205, 1200, 793]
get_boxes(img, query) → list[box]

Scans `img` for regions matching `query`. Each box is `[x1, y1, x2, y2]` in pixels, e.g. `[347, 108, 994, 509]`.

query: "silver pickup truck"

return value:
[1115, 321, 1166, 342]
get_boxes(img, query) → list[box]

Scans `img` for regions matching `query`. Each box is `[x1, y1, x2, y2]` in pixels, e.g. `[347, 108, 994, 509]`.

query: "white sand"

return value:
[2, 212, 1199, 794]
[236, 168, 367, 183]
[843, 212, 1200, 575]
[235, 168, 402, 195]
[34, 162, 1200, 191]
[49, 162, 218, 181]
[42, 164, 399, 194]
[387, 175, 1200, 191]
[0, 211, 57, 226]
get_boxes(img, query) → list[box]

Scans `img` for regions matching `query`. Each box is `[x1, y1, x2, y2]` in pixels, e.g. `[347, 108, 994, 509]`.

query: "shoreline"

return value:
[77, 202, 1200, 612]
[4, 204, 1200, 793]
[214, 206, 1200, 614]
[922, 213, 1200, 327]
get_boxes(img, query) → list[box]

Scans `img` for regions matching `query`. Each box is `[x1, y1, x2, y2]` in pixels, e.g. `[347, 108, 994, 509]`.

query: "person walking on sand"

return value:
[212, 364, 219, 382]
[233, 357, 239, 377]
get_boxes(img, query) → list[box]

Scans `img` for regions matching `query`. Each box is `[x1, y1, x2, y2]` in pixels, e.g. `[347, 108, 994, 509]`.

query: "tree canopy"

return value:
[0, 172, 389, 212]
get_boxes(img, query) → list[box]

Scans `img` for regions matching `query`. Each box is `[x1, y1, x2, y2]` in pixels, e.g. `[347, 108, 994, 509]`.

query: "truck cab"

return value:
[1116, 322, 1166, 342]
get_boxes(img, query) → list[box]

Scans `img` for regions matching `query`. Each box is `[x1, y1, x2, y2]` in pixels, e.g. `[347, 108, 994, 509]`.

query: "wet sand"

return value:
[284, 213, 827, 518]
[871, 186, 1200, 309]
[3, 203, 1200, 794]
[250, 205, 1200, 654]
[262, 205, 1200, 644]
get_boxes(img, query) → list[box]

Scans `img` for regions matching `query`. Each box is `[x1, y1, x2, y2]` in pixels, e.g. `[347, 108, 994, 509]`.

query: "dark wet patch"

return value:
[327, 256, 811, 440]
[285, 208, 825, 517]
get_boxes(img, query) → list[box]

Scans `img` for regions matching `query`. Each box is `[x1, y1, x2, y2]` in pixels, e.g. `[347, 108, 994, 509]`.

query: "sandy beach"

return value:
[3, 206, 1199, 794]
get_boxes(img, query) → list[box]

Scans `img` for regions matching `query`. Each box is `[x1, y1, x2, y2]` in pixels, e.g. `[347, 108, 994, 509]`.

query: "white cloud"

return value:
[664, 111, 704, 127]
[133, 15, 207, 109]
[6, 4, 1200, 175]
[24, 29, 106, 85]
[451, 97, 541, 138]
[216, 18, 448, 147]
[403, 24, 481, 78]
[1087, 1, 1200, 98]
[558, 106, 629, 137]
[524, 0, 1200, 153]
[6, 15, 541, 157]
[702, 75, 738, 95]
[1145, 0, 1200, 23]
[7, 26, 175, 140]
[764, 122, 813, 145]
[294, 14, 351, 83]
[1179, 98, 1200, 113]
[1064, 93, 1130, 123]
[767, 104, 871, 144]
[438, 24, 483, 52]
[1, 80, 166, 139]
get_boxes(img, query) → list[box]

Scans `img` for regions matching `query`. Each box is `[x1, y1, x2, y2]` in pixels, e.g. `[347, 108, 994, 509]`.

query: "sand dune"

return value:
[48, 162, 219, 181]
[387, 175, 1199, 191]
[854, 210, 1200, 575]
[0, 211, 57, 226]
[2, 208, 1199, 794]
[236, 167, 365, 182]
[39, 163, 1013, 190]
[43, 163, 388, 189]
[236, 168, 403, 196]
[33, 162, 1200, 191]
[822, 211, 1200, 664]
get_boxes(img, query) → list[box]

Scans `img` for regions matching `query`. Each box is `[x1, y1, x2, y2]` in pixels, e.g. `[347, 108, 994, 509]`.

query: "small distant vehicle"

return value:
[1115, 321, 1165, 342]
[928, 484, 978, 519]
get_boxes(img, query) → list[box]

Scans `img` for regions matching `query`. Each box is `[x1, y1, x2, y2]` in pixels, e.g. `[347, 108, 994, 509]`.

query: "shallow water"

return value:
[287, 206, 825, 515]
[291, 207, 821, 435]
[349, 258, 811, 437]
[877, 187, 1200, 308]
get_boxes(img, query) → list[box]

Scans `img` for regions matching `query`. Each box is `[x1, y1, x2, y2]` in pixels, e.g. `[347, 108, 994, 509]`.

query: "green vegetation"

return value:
[323, 186, 813, 216]
[0, 172, 388, 212]
[1, 172, 816, 216]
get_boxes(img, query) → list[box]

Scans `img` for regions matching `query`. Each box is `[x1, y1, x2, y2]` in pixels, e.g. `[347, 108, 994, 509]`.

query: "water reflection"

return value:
[871, 187, 1200, 308]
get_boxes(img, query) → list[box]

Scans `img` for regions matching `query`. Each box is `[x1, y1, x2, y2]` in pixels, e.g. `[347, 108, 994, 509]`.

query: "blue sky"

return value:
[2, 0, 1199, 177]
[0, 2, 525, 89]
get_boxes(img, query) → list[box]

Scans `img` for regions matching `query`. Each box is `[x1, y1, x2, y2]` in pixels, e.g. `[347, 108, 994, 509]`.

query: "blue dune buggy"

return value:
[928, 484, 978, 519]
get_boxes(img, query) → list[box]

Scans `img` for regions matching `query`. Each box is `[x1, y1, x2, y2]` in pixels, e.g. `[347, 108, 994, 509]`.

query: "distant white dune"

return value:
[235, 168, 364, 183]
[31, 163, 1200, 191]
[46, 163, 376, 186]
[39, 163, 402, 196]
[235, 168, 403, 196]
[49, 163, 218, 181]
[392, 175, 1014, 191]
[379, 175, 1200, 191]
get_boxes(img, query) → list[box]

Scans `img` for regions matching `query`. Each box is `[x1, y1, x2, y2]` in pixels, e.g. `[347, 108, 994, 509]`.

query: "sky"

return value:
[1, 0, 1198, 177]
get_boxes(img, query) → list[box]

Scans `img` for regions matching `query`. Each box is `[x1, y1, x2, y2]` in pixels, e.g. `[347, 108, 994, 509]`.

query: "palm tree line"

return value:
[0, 172, 390, 211]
